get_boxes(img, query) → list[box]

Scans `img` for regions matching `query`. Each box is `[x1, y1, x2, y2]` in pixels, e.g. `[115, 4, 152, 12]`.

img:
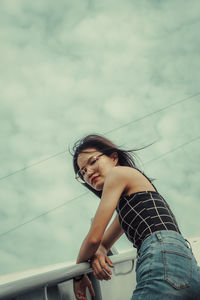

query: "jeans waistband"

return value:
[138, 230, 191, 255]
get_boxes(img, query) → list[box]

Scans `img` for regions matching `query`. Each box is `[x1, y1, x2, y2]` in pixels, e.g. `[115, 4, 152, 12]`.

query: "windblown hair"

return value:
[71, 134, 155, 198]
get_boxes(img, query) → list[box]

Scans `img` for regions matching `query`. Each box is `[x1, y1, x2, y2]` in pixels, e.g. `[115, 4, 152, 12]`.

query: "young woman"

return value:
[71, 134, 200, 300]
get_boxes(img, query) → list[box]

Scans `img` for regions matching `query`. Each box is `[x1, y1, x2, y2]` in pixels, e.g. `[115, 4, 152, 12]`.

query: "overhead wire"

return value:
[144, 135, 200, 165]
[0, 192, 88, 238]
[0, 92, 199, 238]
[0, 91, 199, 182]
[0, 151, 67, 181]
[104, 92, 200, 135]
[0, 134, 199, 238]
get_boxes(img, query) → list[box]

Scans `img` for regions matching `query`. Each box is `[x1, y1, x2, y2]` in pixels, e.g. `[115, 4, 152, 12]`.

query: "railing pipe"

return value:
[0, 250, 136, 299]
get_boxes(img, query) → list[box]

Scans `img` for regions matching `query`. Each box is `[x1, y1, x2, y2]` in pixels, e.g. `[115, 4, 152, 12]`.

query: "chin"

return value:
[93, 181, 104, 191]
[95, 186, 103, 191]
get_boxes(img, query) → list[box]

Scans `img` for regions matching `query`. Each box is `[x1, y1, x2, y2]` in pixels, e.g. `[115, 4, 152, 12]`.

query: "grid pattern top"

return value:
[116, 191, 181, 250]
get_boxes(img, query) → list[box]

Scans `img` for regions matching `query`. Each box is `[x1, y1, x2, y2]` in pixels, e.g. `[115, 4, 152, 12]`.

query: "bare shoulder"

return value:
[106, 166, 156, 195]
[108, 166, 141, 177]
[105, 166, 140, 184]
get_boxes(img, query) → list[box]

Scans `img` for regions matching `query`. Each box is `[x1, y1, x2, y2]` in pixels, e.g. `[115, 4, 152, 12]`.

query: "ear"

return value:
[110, 152, 119, 165]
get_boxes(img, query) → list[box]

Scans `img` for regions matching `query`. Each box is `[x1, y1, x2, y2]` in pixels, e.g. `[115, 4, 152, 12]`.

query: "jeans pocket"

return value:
[162, 248, 192, 289]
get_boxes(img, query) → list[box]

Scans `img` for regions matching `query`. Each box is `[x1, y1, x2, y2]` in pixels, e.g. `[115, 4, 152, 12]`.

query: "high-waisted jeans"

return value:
[131, 231, 200, 299]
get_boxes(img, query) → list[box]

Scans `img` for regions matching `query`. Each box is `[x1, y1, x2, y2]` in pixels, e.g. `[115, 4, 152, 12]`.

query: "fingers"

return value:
[105, 256, 114, 268]
[75, 279, 94, 300]
[73, 279, 88, 300]
[92, 259, 112, 280]
[88, 280, 95, 297]
[92, 261, 107, 280]
[103, 257, 114, 274]
[94, 267, 110, 280]
[75, 291, 87, 300]
[91, 254, 115, 281]
[75, 288, 90, 300]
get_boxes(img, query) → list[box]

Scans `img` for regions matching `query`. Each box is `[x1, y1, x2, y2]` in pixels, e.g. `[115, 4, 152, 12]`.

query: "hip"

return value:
[133, 230, 200, 298]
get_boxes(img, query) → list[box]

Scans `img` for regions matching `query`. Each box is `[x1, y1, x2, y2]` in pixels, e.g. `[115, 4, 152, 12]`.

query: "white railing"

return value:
[0, 236, 199, 300]
[0, 249, 137, 300]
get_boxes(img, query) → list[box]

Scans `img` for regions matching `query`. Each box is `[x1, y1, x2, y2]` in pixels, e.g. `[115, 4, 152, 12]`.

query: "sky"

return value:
[0, 0, 200, 275]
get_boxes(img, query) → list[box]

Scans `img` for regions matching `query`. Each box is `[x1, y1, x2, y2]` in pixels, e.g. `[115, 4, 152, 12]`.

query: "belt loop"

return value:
[185, 238, 192, 251]
[155, 231, 162, 242]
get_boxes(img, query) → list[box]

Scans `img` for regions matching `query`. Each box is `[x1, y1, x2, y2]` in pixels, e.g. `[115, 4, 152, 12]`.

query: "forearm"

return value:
[76, 235, 100, 264]
[76, 214, 123, 263]
[98, 219, 124, 253]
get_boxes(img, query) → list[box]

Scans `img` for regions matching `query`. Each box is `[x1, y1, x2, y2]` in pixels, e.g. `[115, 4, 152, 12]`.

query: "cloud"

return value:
[0, 0, 199, 275]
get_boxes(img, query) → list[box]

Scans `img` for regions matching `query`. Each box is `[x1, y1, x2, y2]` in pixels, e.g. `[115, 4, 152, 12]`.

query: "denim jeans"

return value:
[131, 231, 200, 299]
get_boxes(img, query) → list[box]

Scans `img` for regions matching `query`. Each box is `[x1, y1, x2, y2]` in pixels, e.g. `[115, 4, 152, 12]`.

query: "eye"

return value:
[90, 159, 97, 165]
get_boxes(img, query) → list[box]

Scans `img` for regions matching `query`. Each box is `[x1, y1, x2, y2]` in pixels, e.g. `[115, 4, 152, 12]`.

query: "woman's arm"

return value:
[73, 214, 124, 299]
[100, 214, 124, 252]
[76, 167, 127, 264]
[90, 214, 124, 281]
[74, 168, 127, 299]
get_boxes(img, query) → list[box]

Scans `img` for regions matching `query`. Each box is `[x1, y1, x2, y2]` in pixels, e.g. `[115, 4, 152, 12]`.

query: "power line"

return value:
[0, 92, 199, 182]
[145, 136, 200, 165]
[0, 135, 199, 238]
[0, 192, 88, 238]
[0, 150, 67, 181]
[104, 92, 200, 135]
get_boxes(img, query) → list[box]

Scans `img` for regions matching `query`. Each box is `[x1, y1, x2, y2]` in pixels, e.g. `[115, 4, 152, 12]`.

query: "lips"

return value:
[91, 176, 100, 184]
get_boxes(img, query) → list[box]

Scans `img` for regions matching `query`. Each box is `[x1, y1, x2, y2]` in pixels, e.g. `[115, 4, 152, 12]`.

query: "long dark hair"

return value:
[71, 134, 156, 198]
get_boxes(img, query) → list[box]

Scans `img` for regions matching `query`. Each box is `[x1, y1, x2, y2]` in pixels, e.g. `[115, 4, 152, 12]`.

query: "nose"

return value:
[85, 167, 95, 182]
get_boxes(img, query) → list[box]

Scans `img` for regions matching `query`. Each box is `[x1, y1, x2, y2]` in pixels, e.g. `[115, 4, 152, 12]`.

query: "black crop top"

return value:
[116, 190, 181, 250]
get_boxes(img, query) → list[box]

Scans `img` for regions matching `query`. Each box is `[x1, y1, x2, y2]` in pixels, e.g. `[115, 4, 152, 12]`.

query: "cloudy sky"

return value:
[0, 0, 200, 275]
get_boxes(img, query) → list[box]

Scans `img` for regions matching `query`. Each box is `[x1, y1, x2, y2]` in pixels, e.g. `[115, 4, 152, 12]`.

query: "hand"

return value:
[91, 250, 114, 281]
[73, 274, 95, 300]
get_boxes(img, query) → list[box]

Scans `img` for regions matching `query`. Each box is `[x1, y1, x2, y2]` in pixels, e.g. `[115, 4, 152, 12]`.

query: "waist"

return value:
[137, 230, 190, 255]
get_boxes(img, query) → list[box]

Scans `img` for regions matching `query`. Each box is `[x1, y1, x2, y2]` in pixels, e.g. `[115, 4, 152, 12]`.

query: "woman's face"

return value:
[77, 147, 118, 191]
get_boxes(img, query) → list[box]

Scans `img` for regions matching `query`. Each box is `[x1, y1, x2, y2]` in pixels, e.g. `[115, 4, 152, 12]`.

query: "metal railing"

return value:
[1, 236, 199, 300]
[0, 249, 137, 300]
